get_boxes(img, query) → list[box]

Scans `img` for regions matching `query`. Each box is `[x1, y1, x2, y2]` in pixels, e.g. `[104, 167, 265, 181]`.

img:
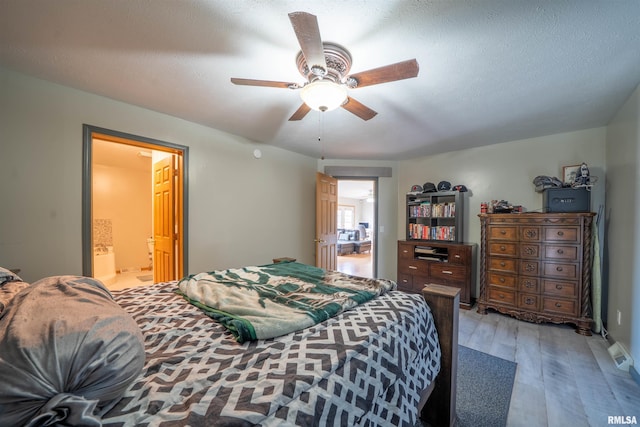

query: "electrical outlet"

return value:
[617, 310, 622, 326]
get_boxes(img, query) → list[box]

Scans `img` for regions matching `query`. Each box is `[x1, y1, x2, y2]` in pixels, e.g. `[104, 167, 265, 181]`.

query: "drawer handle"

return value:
[555, 302, 562, 308]
[556, 266, 563, 272]
[557, 249, 564, 254]
[409, 265, 418, 270]
[557, 231, 564, 236]
[403, 250, 409, 253]
[402, 279, 408, 283]
[556, 284, 563, 290]
[524, 281, 534, 288]
[499, 294, 505, 299]
[525, 297, 534, 305]
[499, 277, 505, 283]
[500, 230, 507, 235]
[442, 270, 453, 275]
[500, 245, 506, 251]
[525, 264, 536, 272]
[454, 254, 461, 258]
[500, 262, 506, 267]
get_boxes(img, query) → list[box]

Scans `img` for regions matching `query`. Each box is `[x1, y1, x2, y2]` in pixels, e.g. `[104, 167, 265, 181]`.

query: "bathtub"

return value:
[94, 246, 116, 286]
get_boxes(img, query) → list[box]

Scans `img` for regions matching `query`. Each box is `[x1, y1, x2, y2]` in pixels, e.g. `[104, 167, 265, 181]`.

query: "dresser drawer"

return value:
[543, 262, 578, 280]
[519, 260, 540, 276]
[488, 257, 517, 273]
[488, 226, 518, 241]
[519, 277, 540, 293]
[542, 279, 577, 298]
[520, 243, 540, 259]
[544, 227, 579, 243]
[544, 245, 578, 261]
[520, 226, 541, 242]
[543, 297, 578, 317]
[398, 259, 428, 275]
[398, 243, 413, 259]
[488, 286, 516, 306]
[447, 247, 468, 264]
[488, 242, 518, 257]
[518, 293, 540, 311]
[398, 273, 430, 294]
[488, 272, 516, 289]
[412, 274, 439, 291]
[429, 263, 466, 283]
[397, 273, 413, 290]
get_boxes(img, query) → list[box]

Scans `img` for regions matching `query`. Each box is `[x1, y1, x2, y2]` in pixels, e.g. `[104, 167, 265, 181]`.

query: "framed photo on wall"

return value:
[562, 164, 581, 185]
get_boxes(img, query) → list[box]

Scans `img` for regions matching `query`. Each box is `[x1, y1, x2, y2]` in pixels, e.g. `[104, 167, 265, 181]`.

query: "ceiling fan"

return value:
[231, 11, 419, 121]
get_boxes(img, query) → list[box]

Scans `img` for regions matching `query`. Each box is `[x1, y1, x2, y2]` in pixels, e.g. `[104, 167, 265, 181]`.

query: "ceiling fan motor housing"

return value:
[296, 42, 353, 85]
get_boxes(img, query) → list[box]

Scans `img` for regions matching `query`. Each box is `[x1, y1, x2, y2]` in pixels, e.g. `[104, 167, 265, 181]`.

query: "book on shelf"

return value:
[415, 246, 436, 254]
[417, 255, 444, 261]
[410, 201, 458, 218]
[408, 224, 456, 241]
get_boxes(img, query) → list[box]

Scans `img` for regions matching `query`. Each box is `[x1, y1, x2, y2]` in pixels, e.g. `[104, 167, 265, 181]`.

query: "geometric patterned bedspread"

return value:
[102, 282, 441, 427]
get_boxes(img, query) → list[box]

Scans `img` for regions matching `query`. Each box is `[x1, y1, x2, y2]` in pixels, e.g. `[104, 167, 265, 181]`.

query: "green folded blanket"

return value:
[177, 262, 396, 342]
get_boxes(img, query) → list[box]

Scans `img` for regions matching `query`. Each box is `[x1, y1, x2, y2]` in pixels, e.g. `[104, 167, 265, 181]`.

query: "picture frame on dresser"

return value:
[562, 164, 581, 185]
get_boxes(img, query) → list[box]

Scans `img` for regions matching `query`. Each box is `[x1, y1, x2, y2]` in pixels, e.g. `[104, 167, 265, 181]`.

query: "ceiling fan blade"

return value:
[288, 103, 312, 121]
[341, 97, 378, 121]
[288, 12, 327, 75]
[347, 59, 419, 89]
[231, 78, 298, 89]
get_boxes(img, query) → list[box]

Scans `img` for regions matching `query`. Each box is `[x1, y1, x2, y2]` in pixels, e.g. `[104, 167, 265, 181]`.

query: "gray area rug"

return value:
[456, 345, 517, 427]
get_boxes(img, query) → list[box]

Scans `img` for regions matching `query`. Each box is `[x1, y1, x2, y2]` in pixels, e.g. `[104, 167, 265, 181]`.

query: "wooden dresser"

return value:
[477, 212, 595, 335]
[397, 240, 476, 309]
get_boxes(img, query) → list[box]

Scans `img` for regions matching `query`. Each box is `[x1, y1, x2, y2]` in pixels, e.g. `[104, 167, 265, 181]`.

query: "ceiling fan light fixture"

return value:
[300, 80, 347, 112]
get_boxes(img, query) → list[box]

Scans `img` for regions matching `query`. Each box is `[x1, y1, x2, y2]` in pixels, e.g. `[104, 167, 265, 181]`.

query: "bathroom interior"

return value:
[92, 139, 157, 290]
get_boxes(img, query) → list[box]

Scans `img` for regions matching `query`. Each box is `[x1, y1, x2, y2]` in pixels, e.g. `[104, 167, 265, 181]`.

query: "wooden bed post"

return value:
[421, 284, 459, 427]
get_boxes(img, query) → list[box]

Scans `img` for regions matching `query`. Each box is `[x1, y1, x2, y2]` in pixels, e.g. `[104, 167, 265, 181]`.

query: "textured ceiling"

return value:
[1, 0, 639, 160]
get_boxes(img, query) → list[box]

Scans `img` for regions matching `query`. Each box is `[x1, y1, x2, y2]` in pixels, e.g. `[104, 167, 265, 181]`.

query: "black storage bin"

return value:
[543, 187, 591, 213]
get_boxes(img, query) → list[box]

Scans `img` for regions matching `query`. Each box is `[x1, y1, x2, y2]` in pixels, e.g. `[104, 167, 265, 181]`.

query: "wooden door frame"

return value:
[81, 124, 189, 278]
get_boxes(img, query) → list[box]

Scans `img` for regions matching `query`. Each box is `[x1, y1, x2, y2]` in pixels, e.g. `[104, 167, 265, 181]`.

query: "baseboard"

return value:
[630, 365, 640, 387]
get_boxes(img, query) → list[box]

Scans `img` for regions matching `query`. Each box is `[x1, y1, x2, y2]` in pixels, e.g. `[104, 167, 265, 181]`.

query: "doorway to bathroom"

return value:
[82, 125, 188, 290]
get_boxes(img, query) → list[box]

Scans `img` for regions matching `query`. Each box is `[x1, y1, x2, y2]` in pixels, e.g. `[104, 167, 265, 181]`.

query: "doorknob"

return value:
[314, 239, 326, 243]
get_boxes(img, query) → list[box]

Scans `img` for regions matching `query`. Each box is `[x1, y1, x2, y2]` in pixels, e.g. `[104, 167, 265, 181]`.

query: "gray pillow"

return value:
[0, 266, 22, 285]
[0, 276, 145, 426]
[0, 267, 29, 315]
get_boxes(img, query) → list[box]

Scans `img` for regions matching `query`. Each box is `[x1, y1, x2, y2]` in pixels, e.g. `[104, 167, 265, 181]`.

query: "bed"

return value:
[0, 262, 458, 427]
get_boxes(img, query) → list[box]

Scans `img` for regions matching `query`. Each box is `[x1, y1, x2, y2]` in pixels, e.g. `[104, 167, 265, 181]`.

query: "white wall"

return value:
[93, 163, 152, 271]
[606, 84, 640, 368]
[0, 66, 317, 282]
[397, 127, 607, 297]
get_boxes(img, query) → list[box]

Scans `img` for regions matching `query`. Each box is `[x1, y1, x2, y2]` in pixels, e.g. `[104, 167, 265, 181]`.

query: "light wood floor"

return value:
[337, 252, 373, 278]
[459, 308, 640, 426]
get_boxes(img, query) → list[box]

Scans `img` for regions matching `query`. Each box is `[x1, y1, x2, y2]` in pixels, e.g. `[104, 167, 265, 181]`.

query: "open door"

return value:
[315, 172, 338, 270]
[153, 155, 179, 283]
